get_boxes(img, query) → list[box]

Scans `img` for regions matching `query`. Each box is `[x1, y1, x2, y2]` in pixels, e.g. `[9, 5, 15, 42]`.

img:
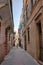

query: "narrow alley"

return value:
[1, 47, 39, 65]
[0, 0, 43, 65]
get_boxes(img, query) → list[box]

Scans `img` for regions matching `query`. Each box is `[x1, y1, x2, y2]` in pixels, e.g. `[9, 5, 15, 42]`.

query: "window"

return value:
[33, 0, 36, 5]
[24, 12, 26, 23]
[26, 5, 29, 20]
[9, 33, 10, 41]
[31, 0, 33, 9]
[26, 0, 27, 4]
[33, 0, 39, 6]
[30, 0, 33, 11]
[26, 2, 30, 21]
[0, 16, 2, 20]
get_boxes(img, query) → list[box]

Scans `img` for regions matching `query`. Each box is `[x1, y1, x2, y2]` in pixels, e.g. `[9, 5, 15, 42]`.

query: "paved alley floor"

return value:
[1, 47, 39, 65]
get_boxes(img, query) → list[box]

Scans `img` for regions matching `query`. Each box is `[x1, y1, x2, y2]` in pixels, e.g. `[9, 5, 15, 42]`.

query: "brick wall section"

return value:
[0, 44, 6, 63]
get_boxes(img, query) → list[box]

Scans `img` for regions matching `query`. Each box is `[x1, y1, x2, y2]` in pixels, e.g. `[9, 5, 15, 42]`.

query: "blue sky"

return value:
[12, 0, 23, 32]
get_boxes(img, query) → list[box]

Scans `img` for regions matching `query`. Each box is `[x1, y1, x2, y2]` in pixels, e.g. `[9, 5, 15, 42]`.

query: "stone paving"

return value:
[1, 47, 40, 65]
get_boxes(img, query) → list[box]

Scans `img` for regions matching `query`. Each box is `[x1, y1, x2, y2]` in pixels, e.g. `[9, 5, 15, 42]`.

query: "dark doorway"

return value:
[27, 28, 30, 44]
[5, 26, 10, 54]
[37, 21, 43, 61]
[19, 38, 21, 47]
[24, 35, 27, 50]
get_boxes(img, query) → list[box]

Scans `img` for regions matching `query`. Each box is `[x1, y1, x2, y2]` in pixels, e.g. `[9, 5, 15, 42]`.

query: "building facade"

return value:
[0, 0, 14, 63]
[18, 14, 24, 48]
[22, 0, 43, 64]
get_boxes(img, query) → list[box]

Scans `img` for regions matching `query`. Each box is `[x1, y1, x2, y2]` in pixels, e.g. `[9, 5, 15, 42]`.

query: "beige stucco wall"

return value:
[27, 7, 43, 60]
[22, 0, 43, 62]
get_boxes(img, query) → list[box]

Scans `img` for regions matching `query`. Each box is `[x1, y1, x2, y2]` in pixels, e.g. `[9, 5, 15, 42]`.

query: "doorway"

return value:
[24, 35, 27, 50]
[5, 26, 10, 54]
[27, 28, 30, 44]
[37, 21, 43, 61]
